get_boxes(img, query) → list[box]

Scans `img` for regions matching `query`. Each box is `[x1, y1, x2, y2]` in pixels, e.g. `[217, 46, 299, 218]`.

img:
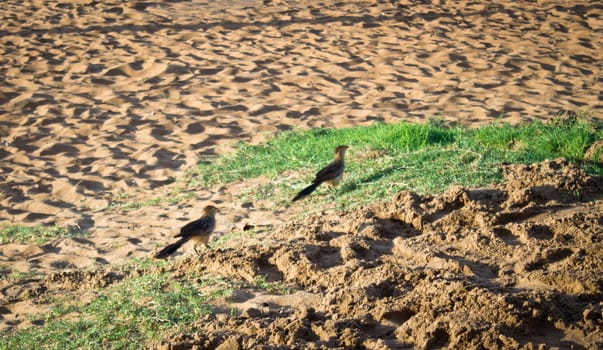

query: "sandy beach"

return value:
[0, 0, 602, 348]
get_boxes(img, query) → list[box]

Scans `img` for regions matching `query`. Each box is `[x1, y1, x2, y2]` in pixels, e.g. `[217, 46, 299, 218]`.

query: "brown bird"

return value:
[292, 145, 349, 202]
[153, 205, 219, 259]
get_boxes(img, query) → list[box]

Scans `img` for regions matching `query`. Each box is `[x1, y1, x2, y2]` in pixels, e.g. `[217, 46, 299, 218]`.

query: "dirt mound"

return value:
[143, 159, 602, 349]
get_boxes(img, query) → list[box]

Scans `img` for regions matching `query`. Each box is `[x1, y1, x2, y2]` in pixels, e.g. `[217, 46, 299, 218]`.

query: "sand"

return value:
[0, 0, 602, 348]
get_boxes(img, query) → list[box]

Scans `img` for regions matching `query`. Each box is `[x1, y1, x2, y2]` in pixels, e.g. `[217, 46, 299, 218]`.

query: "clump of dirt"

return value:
[155, 159, 602, 349]
[585, 140, 603, 164]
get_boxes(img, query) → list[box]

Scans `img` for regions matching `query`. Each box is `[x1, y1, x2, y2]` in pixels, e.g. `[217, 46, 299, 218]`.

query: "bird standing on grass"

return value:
[153, 205, 219, 259]
[292, 145, 349, 202]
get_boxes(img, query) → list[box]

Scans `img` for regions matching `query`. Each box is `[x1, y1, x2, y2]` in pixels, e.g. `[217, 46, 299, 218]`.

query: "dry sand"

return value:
[0, 0, 602, 348]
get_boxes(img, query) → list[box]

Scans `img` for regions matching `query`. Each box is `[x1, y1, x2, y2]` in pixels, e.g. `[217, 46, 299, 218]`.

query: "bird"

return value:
[153, 205, 219, 259]
[292, 145, 349, 202]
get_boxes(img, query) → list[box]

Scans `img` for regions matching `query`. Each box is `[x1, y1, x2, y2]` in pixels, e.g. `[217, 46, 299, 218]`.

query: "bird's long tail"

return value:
[154, 237, 187, 259]
[292, 182, 319, 202]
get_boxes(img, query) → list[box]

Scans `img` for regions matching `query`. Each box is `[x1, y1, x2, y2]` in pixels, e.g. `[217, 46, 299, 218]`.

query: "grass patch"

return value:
[1, 256, 294, 349]
[253, 275, 291, 295]
[188, 119, 457, 185]
[106, 190, 194, 211]
[0, 268, 45, 282]
[190, 116, 603, 209]
[1, 260, 233, 349]
[0, 224, 87, 245]
[210, 228, 257, 248]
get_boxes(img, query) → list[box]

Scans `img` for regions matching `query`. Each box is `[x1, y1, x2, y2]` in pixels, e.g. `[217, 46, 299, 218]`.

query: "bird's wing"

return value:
[178, 217, 213, 237]
[314, 160, 343, 183]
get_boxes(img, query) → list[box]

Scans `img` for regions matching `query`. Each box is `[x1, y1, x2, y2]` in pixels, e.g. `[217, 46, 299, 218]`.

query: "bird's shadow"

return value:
[339, 166, 401, 194]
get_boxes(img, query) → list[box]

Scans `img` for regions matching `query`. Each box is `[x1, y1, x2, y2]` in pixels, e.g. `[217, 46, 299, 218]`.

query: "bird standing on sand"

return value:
[154, 205, 219, 259]
[292, 145, 349, 202]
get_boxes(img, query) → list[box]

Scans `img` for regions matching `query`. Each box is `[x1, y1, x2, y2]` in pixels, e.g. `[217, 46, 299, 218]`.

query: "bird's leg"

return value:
[194, 243, 209, 256]
[328, 185, 338, 200]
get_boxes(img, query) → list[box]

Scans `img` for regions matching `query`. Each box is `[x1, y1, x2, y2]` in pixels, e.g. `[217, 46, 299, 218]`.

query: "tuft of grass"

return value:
[0, 269, 45, 281]
[467, 117, 599, 163]
[253, 275, 291, 295]
[210, 229, 258, 248]
[0, 224, 87, 245]
[106, 191, 194, 211]
[1, 267, 233, 349]
[190, 119, 458, 185]
[190, 116, 603, 209]
[1, 255, 294, 349]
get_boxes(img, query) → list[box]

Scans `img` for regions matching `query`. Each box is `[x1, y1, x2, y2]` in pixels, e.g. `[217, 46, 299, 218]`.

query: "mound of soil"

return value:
[148, 159, 601, 349]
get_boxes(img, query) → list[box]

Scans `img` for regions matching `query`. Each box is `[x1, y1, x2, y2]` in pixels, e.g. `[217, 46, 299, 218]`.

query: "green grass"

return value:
[253, 275, 291, 295]
[1, 257, 295, 349]
[1, 260, 230, 349]
[190, 116, 603, 208]
[188, 119, 456, 184]
[210, 228, 257, 248]
[0, 224, 87, 245]
[106, 190, 194, 211]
